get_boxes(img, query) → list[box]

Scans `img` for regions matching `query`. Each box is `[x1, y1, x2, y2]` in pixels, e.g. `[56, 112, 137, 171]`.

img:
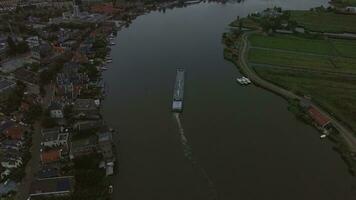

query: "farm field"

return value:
[248, 33, 356, 131]
[290, 10, 356, 33]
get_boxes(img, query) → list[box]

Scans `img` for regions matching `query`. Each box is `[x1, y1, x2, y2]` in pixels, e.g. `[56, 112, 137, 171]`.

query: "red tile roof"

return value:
[90, 3, 121, 14]
[41, 149, 61, 163]
[308, 107, 330, 127]
[3, 126, 24, 140]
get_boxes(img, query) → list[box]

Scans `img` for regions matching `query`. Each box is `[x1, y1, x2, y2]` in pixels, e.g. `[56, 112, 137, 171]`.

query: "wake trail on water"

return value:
[173, 113, 218, 200]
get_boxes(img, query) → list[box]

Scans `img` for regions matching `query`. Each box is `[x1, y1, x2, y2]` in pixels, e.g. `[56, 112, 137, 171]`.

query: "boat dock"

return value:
[172, 68, 185, 112]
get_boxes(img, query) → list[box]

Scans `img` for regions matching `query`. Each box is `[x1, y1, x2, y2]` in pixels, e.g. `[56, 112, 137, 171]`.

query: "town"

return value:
[0, 0, 150, 199]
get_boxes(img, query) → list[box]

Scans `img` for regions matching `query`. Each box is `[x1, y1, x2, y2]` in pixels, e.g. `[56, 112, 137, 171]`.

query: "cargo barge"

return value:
[172, 68, 185, 112]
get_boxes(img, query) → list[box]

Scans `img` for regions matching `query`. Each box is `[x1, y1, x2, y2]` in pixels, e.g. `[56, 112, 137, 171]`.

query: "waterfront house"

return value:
[69, 135, 97, 159]
[308, 107, 331, 129]
[41, 127, 69, 148]
[73, 99, 99, 116]
[73, 120, 103, 132]
[97, 131, 113, 160]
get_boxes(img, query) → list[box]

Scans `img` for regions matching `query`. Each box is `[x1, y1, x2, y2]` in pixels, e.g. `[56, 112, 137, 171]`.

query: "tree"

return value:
[6, 36, 16, 55]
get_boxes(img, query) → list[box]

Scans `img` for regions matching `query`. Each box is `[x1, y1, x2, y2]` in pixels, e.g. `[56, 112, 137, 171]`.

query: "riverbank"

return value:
[222, 7, 356, 175]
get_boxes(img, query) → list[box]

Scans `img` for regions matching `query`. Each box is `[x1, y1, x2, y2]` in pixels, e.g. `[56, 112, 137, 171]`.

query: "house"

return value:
[0, 139, 23, 150]
[61, 40, 77, 50]
[0, 180, 17, 197]
[70, 135, 97, 159]
[308, 107, 331, 129]
[48, 102, 64, 119]
[40, 149, 62, 164]
[0, 78, 16, 101]
[38, 165, 60, 179]
[56, 62, 89, 99]
[345, 6, 356, 13]
[73, 99, 99, 115]
[26, 36, 40, 49]
[3, 125, 24, 140]
[1, 156, 22, 169]
[97, 131, 113, 160]
[73, 120, 103, 132]
[41, 127, 69, 148]
[0, 121, 14, 132]
[29, 176, 74, 199]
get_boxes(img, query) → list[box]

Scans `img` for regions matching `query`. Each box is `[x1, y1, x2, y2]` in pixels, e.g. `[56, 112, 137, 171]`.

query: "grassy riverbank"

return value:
[248, 33, 356, 133]
[223, 7, 356, 175]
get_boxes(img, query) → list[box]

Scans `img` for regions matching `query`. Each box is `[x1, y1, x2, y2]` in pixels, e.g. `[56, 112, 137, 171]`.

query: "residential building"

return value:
[1, 156, 22, 169]
[29, 176, 74, 199]
[48, 102, 64, 119]
[41, 127, 69, 148]
[308, 107, 331, 129]
[40, 149, 62, 164]
[70, 135, 97, 159]
[0, 78, 16, 101]
[0, 139, 23, 151]
[2, 125, 24, 140]
[73, 99, 99, 115]
[73, 120, 103, 132]
[97, 131, 113, 160]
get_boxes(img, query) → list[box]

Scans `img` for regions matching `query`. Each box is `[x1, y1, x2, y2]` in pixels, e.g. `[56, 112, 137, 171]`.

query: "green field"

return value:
[331, 0, 356, 6]
[249, 34, 336, 55]
[248, 33, 356, 131]
[291, 10, 356, 33]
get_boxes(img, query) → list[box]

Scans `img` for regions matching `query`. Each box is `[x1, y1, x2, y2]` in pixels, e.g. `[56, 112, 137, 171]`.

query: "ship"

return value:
[172, 68, 185, 112]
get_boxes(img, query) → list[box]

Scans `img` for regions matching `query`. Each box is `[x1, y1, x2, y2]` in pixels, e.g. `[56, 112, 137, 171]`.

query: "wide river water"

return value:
[102, 0, 356, 199]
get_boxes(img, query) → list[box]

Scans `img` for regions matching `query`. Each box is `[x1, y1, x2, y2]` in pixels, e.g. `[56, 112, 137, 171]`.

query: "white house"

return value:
[48, 102, 64, 119]
[1, 157, 22, 169]
[41, 127, 69, 148]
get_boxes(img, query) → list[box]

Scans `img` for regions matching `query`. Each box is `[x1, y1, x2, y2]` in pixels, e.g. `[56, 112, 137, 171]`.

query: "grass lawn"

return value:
[249, 34, 336, 55]
[291, 10, 356, 33]
[331, 39, 356, 59]
[254, 67, 356, 131]
[331, 0, 356, 6]
[249, 48, 336, 69]
[248, 33, 356, 131]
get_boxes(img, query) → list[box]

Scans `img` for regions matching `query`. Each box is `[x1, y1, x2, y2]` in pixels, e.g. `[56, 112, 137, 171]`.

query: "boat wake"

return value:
[173, 113, 218, 200]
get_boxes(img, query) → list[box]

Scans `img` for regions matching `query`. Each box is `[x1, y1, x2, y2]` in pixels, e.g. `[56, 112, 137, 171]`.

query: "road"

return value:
[15, 84, 55, 200]
[238, 31, 356, 152]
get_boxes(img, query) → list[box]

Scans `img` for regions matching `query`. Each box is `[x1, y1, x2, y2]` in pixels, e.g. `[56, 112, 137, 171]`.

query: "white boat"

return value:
[320, 134, 327, 139]
[236, 76, 251, 85]
[106, 59, 112, 63]
[110, 42, 116, 46]
[101, 67, 108, 70]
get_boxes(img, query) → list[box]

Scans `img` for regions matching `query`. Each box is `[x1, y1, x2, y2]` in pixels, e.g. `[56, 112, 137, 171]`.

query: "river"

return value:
[102, 1, 356, 199]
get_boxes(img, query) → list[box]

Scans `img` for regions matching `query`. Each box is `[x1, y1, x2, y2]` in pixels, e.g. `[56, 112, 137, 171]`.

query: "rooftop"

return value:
[29, 176, 74, 197]
[308, 107, 331, 127]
